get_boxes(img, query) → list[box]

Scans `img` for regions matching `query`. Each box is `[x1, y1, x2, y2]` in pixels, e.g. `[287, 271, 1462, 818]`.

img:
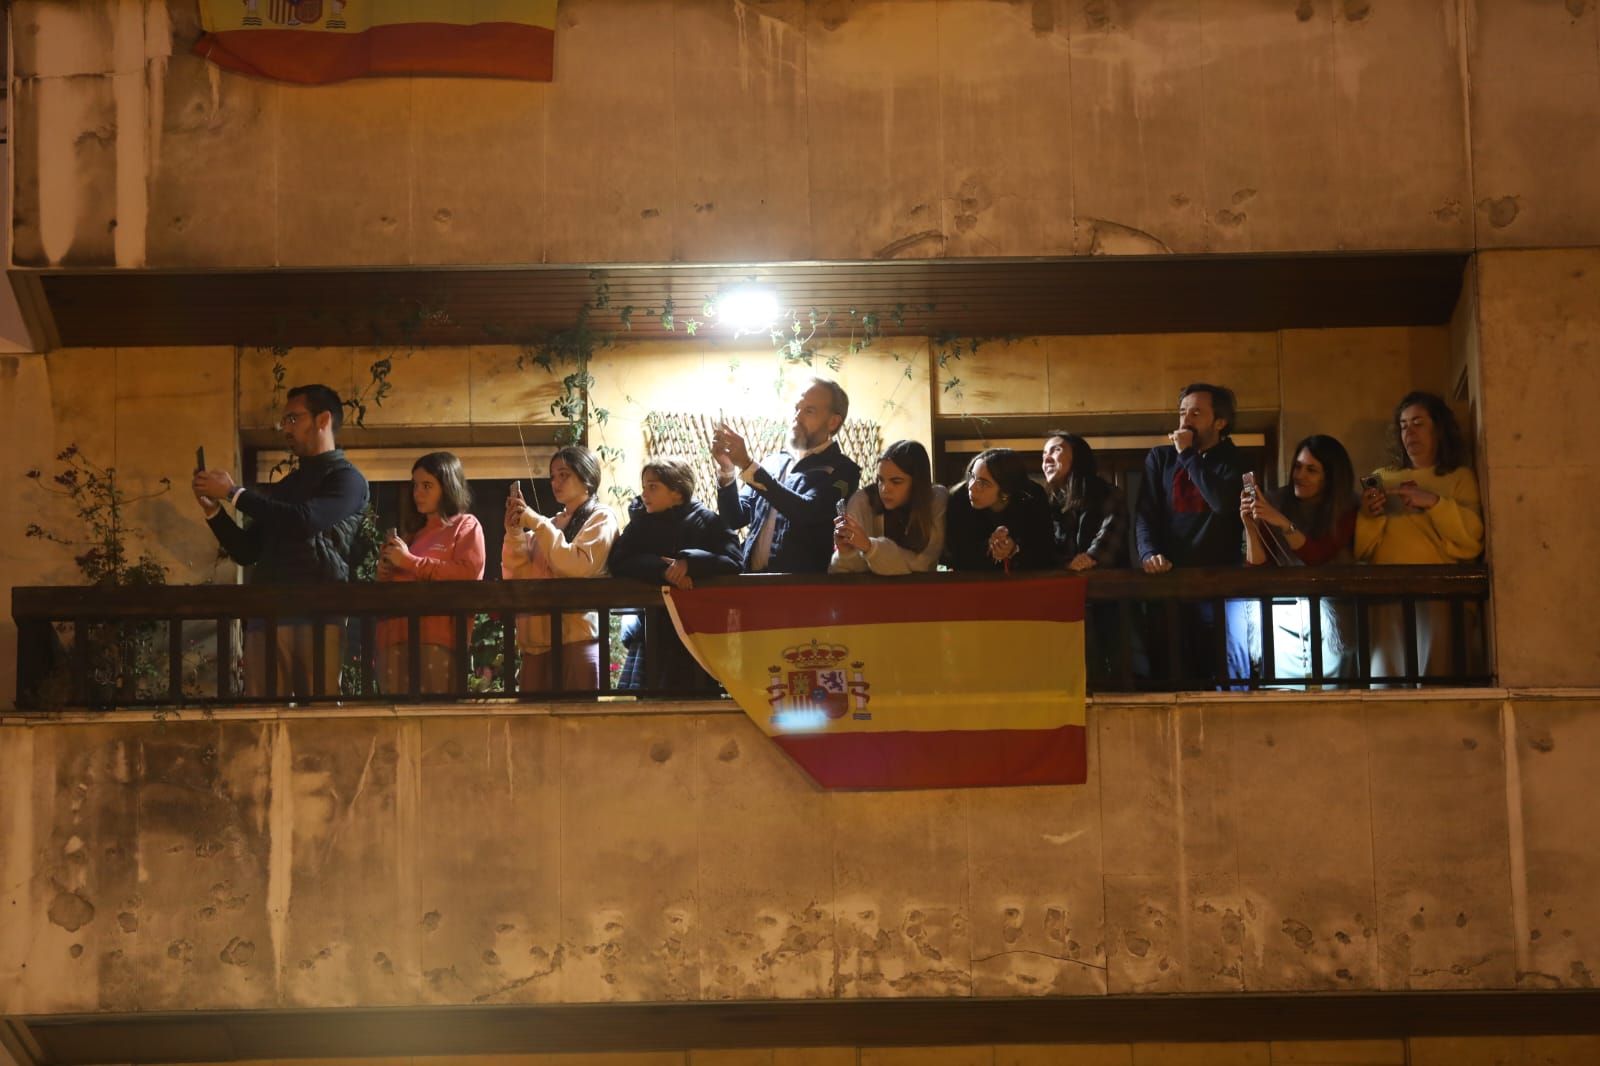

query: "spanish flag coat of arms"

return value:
[665, 575, 1088, 790]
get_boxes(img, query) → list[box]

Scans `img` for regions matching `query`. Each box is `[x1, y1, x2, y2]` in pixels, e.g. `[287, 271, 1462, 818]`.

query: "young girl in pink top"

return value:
[376, 451, 486, 695]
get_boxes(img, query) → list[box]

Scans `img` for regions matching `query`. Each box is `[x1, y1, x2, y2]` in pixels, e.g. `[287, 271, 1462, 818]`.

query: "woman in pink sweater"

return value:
[376, 452, 486, 695]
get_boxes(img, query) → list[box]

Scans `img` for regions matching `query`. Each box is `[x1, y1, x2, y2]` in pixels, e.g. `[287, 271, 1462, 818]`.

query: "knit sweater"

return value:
[375, 514, 486, 650]
[501, 505, 619, 653]
[1355, 465, 1483, 565]
[829, 486, 949, 575]
[1135, 438, 1246, 567]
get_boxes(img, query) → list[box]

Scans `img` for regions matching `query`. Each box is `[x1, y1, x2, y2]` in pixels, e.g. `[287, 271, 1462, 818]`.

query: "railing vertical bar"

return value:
[360, 616, 377, 698]
[1450, 598, 1468, 683]
[1402, 597, 1421, 685]
[262, 617, 279, 703]
[454, 612, 470, 699]
[216, 618, 232, 701]
[644, 608, 667, 695]
[550, 610, 565, 694]
[1213, 598, 1229, 690]
[502, 611, 519, 696]
[1256, 597, 1274, 688]
[1114, 601, 1133, 692]
[310, 615, 327, 700]
[1308, 595, 1325, 684]
[1354, 598, 1372, 690]
[73, 617, 91, 707]
[597, 608, 613, 692]
[168, 616, 184, 704]
[408, 613, 423, 701]
[1164, 601, 1182, 688]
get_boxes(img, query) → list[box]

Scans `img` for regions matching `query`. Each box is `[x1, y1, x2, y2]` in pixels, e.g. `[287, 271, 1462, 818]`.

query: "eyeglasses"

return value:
[277, 410, 311, 430]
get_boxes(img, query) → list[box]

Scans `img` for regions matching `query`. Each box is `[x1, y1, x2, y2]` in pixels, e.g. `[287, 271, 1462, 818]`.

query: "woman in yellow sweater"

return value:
[1356, 391, 1483, 681]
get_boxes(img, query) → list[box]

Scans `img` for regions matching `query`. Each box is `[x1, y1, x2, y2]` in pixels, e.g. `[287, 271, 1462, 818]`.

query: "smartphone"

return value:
[385, 527, 398, 541]
[195, 446, 206, 472]
[509, 479, 524, 499]
[1361, 475, 1382, 491]
[1242, 471, 1258, 498]
[835, 499, 847, 518]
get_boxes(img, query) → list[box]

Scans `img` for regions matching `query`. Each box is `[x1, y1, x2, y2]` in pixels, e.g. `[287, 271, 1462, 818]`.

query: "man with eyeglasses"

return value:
[193, 384, 369, 699]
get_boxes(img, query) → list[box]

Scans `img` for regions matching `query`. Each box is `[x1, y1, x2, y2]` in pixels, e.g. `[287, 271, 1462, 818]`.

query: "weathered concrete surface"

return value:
[13, 0, 1597, 269]
[1, 695, 1592, 1017]
[1476, 249, 1600, 687]
[93, 1036, 1600, 1066]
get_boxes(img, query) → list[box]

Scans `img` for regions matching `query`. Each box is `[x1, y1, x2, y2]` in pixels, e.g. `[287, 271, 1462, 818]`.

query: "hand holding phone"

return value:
[1360, 474, 1387, 517]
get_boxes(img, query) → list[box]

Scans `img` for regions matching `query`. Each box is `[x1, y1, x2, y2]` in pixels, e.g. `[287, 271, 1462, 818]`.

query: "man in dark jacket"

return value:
[1134, 382, 1254, 685]
[193, 383, 369, 699]
[713, 377, 861, 574]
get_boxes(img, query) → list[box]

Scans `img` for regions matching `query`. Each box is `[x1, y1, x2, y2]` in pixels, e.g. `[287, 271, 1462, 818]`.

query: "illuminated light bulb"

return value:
[715, 286, 781, 335]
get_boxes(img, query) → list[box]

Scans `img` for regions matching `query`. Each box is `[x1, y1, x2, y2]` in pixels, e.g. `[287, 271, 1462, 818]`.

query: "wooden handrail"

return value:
[12, 565, 1489, 620]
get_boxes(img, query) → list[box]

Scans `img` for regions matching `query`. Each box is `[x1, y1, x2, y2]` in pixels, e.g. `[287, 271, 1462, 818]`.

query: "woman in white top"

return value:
[830, 439, 947, 575]
[502, 446, 619, 691]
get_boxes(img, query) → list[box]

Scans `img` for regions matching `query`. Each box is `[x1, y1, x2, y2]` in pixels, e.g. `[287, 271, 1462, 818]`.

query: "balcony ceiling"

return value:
[20, 251, 1468, 350]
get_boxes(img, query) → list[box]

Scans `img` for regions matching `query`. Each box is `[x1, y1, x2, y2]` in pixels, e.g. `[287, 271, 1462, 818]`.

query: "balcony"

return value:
[12, 566, 1491, 712]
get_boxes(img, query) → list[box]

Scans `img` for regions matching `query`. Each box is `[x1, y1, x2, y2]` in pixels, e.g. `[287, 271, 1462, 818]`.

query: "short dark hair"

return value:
[404, 451, 472, 534]
[286, 384, 345, 433]
[642, 459, 696, 502]
[1390, 390, 1467, 475]
[807, 377, 850, 423]
[1179, 383, 1237, 436]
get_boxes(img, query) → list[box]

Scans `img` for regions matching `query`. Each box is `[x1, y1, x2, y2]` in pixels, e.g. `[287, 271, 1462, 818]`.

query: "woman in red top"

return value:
[1241, 434, 1357, 681]
[376, 452, 486, 696]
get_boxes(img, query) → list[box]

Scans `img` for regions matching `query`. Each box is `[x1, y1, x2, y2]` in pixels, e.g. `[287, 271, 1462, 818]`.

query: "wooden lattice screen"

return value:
[641, 411, 883, 510]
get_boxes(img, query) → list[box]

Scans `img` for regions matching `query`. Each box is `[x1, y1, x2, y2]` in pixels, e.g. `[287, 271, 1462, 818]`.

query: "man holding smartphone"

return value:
[192, 384, 369, 699]
[711, 377, 860, 574]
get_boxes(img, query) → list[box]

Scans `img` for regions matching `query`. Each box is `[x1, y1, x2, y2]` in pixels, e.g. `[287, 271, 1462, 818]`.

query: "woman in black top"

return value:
[943, 448, 1055, 572]
[1042, 432, 1127, 570]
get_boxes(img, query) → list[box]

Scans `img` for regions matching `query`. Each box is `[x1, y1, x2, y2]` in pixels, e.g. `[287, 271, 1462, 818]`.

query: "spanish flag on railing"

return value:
[195, 1, 557, 85]
[665, 576, 1087, 790]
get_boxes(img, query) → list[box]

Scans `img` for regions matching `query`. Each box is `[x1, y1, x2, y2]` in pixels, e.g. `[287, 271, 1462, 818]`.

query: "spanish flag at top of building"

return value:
[196, 1, 558, 85]
[665, 576, 1088, 790]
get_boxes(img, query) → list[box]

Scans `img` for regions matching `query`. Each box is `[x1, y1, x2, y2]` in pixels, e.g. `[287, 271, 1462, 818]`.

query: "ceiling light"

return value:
[715, 286, 780, 335]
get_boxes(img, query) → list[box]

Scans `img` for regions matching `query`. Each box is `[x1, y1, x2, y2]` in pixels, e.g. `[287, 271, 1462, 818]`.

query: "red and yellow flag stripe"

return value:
[665, 577, 1087, 790]
[196, 1, 558, 84]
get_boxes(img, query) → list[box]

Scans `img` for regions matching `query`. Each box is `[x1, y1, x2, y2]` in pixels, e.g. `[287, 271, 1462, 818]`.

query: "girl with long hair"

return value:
[1041, 432, 1126, 570]
[943, 447, 1054, 572]
[376, 451, 486, 694]
[503, 445, 620, 691]
[1241, 434, 1358, 679]
[830, 439, 948, 574]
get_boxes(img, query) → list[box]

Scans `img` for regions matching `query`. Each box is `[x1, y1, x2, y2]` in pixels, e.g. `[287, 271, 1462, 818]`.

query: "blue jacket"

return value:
[207, 449, 370, 584]
[718, 442, 861, 574]
[1135, 437, 1245, 567]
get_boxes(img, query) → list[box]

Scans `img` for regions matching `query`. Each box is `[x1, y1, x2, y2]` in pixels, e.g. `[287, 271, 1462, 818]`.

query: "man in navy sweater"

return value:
[1135, 382, 1254, 685]
[713, 377, 861, 574]
[194, 384, 369, 699]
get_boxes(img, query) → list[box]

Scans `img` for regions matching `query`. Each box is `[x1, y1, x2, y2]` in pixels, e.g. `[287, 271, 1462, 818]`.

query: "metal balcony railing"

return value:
[11, 566, 1491, 711]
